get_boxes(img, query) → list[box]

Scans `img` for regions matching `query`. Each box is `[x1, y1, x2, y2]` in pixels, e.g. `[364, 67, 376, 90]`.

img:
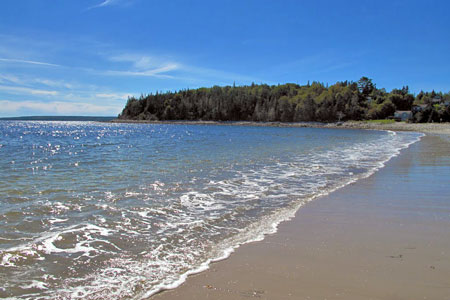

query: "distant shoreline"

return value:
[4, 117, 449, 135]
[110, 119, 450, 135]
[0, 116, 116, 121]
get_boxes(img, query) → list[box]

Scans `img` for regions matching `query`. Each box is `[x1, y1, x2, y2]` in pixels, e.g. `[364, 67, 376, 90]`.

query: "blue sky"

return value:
[0, 0, 449, 117]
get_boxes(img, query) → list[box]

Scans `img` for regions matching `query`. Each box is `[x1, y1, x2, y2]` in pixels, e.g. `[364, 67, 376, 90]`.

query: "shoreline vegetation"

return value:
[118, 77, 450, 124]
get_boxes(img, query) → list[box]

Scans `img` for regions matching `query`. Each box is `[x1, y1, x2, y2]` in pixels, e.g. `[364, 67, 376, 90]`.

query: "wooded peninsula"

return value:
[118, 77, 450, 123]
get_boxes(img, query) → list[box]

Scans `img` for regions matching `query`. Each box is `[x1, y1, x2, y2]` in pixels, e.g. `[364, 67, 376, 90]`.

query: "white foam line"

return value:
[1, 223, 115, 263]
[20, 280, 49, 290]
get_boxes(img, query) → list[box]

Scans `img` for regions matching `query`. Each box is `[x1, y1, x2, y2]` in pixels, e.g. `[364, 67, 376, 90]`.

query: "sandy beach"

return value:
[153, 133, 450, 299]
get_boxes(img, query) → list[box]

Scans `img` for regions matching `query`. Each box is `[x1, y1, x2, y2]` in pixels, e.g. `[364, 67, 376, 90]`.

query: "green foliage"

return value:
[118, 77, 450, 123]
[357, 77, 375, 97]
[412, 90, 450, 122]
[388, 93, 414, 111]
[367, 100, 396, 120]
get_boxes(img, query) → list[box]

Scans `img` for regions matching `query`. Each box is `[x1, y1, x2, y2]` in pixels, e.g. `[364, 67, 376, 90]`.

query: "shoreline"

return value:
[153, 134, 450, 299]
[110, 119, 450, 135]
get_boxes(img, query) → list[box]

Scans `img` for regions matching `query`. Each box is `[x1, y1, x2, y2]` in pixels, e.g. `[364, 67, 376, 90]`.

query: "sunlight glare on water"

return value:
[0, 121, 421, 299]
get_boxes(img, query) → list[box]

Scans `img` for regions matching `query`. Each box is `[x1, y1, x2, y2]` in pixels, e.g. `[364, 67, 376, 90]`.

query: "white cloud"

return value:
[0, 74, 135, 102]
[104, 53, 179, 77]
[0, 33, 262, 103]
[106, 53, 263, 84]
[95, 93, 132, 100]
[103, 64, 178, 78]
[0, 74, 23, 85]
[55, 91, 134, 104]
[0, 100, 122, 116]
[97, 0, 115, 7]
[0, 58, 60, 67]
[34, 78, 74, 89]
[86, 0, 124, 10]
[0, 74, 74, 90]
[0, 85, 58, 96]
[109, 54, 168, 70]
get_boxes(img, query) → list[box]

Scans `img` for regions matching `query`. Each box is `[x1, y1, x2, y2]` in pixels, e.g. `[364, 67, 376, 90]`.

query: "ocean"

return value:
[0, 121, 422, 299]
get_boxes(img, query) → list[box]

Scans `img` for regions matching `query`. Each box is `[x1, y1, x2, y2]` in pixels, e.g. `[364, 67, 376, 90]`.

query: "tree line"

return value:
[118, 77, 450, 123]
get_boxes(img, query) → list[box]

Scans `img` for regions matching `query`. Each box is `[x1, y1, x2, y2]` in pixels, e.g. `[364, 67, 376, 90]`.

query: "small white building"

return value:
[394, 111, 412, 121]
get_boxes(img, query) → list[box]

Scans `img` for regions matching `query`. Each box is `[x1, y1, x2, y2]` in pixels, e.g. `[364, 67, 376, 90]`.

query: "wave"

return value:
[0, 124, 423, 300]
[139, 130, 423, 299]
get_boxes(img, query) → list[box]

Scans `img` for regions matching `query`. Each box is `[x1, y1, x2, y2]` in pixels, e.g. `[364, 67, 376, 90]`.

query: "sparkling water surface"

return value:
[0, 121, 421, 299]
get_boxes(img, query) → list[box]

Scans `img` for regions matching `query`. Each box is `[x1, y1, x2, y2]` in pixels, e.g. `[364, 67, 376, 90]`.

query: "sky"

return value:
[0, 0, 449, 117]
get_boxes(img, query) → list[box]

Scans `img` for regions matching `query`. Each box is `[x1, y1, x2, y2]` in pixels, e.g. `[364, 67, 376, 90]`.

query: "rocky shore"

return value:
[110, 119, 450, 135]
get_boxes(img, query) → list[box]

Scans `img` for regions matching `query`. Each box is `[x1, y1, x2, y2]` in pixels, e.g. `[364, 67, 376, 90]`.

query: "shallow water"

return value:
[0, 121, 422, 299]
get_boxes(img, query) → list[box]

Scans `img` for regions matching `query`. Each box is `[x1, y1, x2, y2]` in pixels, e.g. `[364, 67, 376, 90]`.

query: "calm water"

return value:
[0, 121, 421, 299]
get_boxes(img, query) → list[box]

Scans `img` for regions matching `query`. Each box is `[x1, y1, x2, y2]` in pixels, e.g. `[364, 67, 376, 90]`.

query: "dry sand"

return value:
[154, 134, 450, 300]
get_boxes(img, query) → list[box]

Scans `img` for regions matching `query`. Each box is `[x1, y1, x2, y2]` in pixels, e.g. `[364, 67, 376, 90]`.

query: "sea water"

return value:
[0, 121, 422, 299]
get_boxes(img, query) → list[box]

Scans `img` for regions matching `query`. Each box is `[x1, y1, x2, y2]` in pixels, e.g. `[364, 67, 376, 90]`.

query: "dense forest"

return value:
[118, 77, 450, 123]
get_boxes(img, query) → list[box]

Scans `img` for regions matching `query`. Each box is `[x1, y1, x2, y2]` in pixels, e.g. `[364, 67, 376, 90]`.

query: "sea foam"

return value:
[0, 121, 423, 299]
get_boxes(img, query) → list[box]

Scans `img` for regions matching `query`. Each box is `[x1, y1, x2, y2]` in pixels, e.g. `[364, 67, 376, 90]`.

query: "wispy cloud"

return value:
[0, 33, 263, 116]
[0, 100, 123, 116]
[95, 93, 133, 99]
[102, 53, 179, 77]
[0, 35, 263, 117]
[102, 52, 264, 84]
[33, 78, 74, 89]
[0, 58, 60, 67]
[102, 64, 178, 78]
[0, 74, 23, 85]
[97, 0, 115, 6]
[0, 85, 58, 96]
[109, 54, 166, 70]
[86, 0, 127, 10]
[0, 74, 74, 89]
[0, 72, 136, 104]
[10, 74, 108, 92]
[1, 32, 260, 85]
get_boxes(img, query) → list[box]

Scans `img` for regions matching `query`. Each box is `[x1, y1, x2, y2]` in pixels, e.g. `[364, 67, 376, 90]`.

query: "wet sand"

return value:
[154, 134, 450, 300]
